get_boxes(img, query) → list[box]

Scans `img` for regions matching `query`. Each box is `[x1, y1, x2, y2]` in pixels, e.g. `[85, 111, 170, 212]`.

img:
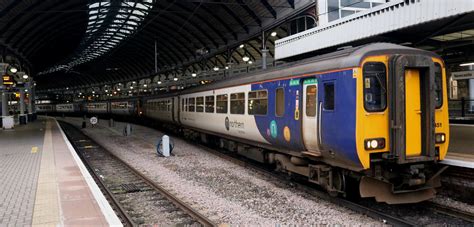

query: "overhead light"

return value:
[239, 44, 244, 48]
[117, 88, 121, 91]
[132, 81, 136, 84]
[9, 67, 18, 74]
[130, 86, 133, 89]
[144, 84, 147, 87]
[105, 90, 108, 92]
[92, 91, 95, 94]
[242, 56, 250, 62]
[191, 73, 197, 77]
[22, 74, 29, 79]
[25, 89, 28, 92]
[157, 81, 162, 84]
[248, 60, 253, 64]
[66, 87, 69, 90]
[173, 77, 178, 81]
[270, 31, 277, 37]
[225, 66, 229, 69]
[79, 92, 82, 95]
[213, 67, 219, 71]
[113, 91, 117, 94]
[144, 89, 147, 92]
[460, 62, 474, 67]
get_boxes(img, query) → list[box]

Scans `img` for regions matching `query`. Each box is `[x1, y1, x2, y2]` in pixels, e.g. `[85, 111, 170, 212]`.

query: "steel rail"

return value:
[59, 121, 216, 227]
[427, 202, 474, 223]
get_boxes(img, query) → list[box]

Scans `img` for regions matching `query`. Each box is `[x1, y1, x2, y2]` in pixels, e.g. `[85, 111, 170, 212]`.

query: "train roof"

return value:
[147, 43, 440, 99]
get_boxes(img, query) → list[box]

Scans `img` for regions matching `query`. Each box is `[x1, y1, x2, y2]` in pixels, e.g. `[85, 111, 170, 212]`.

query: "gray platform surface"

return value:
[0, 119, 45, 225]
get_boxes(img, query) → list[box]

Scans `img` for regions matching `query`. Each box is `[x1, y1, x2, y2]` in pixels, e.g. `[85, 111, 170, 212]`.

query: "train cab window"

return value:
[248, 90, 268, 115]
[189, 98, 195, 112]
[276, 88, 285, 117]
[363, 62, 387, 112]
[306, 85, 317, 117]
[205, 96, 215, 113]
[434, 63, 443, 109]
[230, 92, 245, 114]
[324, 83, 335, 111]
[216, 94, 228, 113]
[196, 97, 204, 112]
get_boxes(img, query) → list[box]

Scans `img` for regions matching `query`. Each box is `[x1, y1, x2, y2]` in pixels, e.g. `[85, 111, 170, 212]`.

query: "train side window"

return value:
[196, 97, 204, 112]
[306, 85, 317, 117]
[185, 98, 188, 112]
[205, 96, 215, 113]
[324, 83, 335, 111]
[216, 94, 228, 113]
[248, 90, 268, 115]
[230, 92, 245, 114]
[363, 62, 387, 112]
[276, 88, 285, 117]
[189, 98, 195, 112]
[434, 63, 443, 109]
[181, 98, 185, 111]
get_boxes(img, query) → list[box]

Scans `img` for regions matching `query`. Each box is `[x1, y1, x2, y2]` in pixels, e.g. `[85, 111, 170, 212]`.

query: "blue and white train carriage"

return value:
[147, 43, 449, 204]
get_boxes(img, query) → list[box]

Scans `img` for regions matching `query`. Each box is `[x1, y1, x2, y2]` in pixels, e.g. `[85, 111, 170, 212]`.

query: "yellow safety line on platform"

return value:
[31, 146, 38, 153]
[32, 120, 61, 225]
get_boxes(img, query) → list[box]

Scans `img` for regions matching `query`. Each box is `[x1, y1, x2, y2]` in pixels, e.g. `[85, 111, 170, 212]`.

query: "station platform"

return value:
[442, 124, 474, 168]
[0, 117, 121, 226]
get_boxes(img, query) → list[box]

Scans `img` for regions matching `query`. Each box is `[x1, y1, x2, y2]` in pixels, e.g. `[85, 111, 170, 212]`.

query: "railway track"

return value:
[59, 117, 473, 225]
[188, 140, 474, 226]
[59, 121, 215, 227]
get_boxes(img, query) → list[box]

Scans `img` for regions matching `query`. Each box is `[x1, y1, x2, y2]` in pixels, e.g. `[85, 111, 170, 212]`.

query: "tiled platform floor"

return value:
[0, 117, 120, 226]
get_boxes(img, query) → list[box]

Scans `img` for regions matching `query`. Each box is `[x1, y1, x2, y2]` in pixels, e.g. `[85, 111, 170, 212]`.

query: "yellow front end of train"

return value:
[354, 54, 449, 204]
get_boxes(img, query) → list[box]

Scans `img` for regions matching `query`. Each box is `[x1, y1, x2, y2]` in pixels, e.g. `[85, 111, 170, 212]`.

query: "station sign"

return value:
[2, 74, 15, 89]
[451, 71, 474, 80]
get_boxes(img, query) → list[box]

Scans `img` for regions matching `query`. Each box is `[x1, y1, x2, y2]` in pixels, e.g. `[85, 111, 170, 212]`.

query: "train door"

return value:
[171, 97, 179, 123]
[302, 78, 319, 151]
[405, 69, 422, 156]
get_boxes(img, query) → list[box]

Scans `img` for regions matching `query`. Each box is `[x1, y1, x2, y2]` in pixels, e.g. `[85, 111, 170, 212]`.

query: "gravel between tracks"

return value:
[59, 117, 382, 225]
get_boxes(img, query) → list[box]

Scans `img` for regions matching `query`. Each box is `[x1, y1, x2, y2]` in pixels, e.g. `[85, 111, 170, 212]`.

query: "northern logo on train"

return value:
[225, 117, 230, 131]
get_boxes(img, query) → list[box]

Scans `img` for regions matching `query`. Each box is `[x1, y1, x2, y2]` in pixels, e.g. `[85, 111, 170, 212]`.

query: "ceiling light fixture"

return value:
[460, 62, 474, 67]
[9, 67, 18, 74]
[270, 31, 277, 37]
[242, 56, 250, 62]
[191, 73, 197, 77]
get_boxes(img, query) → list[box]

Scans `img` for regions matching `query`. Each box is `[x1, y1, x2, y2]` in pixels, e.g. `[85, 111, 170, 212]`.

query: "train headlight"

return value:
[364, 138, 385, 150]
[435, 133, 446, 144]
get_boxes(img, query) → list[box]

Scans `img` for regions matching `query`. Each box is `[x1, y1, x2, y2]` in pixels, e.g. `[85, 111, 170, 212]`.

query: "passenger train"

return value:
[37, 43, 450, 204]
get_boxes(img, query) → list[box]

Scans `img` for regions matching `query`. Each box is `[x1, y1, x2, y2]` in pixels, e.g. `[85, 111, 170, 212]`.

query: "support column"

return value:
[261, 49, 268, 70]
[1, 91, 14, 129]
[19, 89, 27, 124]
[1, 92, 7, 117]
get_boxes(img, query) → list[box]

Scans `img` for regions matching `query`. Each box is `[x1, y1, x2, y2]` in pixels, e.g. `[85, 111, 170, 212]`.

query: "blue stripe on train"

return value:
[251, 69, 360, 166]
[319, 70, 359, 164]
[251, 79, 306, 151]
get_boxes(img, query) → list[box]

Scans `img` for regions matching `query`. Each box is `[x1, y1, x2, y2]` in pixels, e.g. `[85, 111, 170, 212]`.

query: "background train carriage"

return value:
[110, 98, 140, 116]
[35, 104, 55, 113]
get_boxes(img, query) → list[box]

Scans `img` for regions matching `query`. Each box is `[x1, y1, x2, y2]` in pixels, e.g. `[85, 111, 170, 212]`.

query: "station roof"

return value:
[0, 0, 314, 90]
